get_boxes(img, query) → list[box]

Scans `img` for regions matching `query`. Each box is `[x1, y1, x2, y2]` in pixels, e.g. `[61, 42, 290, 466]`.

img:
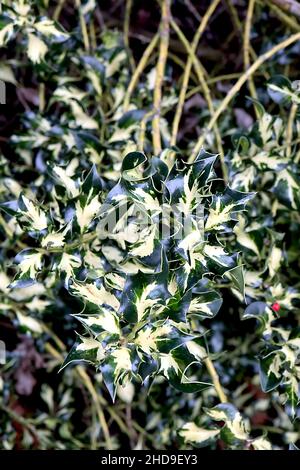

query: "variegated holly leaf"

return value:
[11, 249, 43, 288]
[119, 267, 169, 324]
[223, 264, 245, 298]
[60, 334, 105, 370]
[250, 436, 272, 450]
[233, 215, 261, 256]
[272, 168, 300, 211]
[164, 152, 216, 207]
[179, 423, 220, 448]
[49, 164, 80, 199]
[74, 165, 103, 233]
[134, 320, 193, 355]
[198, 244, 238, 275]
[62, 150, 253, 399]
[81, 165, 103, 195]
[17, 193, 48, 232]
[164, 286, 192, 322]
[100, 346, 135, 401]
[75, 192, 102, 234]
[0, 20, 15, 48]
[205, 187, 255, 232]
[259, 349, 284, 392]
[189, 280, 223, 318]
[183, 404, 272, 449]
[162, 345, 211, 393]
[243, 301, 277, 338]
[205, 404, 250, 447]
[0, 3, 69, 65]
[73, 309, 121, 339]
[120, 151, 149, 183]
[70, 280, 120, 311]
[259, 328, 300, 416]
[56, 252, 82, 284]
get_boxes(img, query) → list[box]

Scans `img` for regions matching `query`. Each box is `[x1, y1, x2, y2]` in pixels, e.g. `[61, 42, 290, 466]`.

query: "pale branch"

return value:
[268, 0, 300, 19]
[204, 356, 228, 404]
[171, 0, 221, 146]
[152, 0, 171, 155]
[244, 0, 259, 113]
[190, 31, 300, 161]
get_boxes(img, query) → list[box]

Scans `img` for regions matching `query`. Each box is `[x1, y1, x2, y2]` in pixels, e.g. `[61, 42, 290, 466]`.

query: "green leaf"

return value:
[243, 301, 276, 337]
[81, 164, 102, 195]
[224, 264, 245, 297]
[259, 352, 283, 392]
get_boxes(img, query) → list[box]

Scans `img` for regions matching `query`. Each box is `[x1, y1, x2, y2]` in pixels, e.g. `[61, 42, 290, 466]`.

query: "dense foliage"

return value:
[0, 0, 300, 450]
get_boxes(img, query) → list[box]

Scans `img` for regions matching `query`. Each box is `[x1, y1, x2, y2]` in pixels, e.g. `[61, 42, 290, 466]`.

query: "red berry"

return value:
[271, 302, 281, 312]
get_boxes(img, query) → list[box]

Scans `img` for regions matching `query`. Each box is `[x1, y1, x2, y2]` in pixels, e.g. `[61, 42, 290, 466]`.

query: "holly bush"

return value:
[0, 0, 300, 450]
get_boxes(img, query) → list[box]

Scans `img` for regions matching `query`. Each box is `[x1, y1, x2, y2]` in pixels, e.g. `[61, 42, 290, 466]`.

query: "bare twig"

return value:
[264, 0, 300, 31]
[183, 0, 202, 22]
[45, 342, 113, 449]
[244, 0, 258, 115]
[75, 0, 90, 51]
[89, 20, 97, 49]
[168, 51, 198, 82]
[76, 366, 113, 449]
[39, 83, 45, 112]
[268, 0, 300, 19]
[171, 0, 221, 146]
[185, 73, 243, 100]
[124, 0, 136, 71]
[171, 19, 226, 179]
[286, 102, 298, 157]
[204, 357, 228, 404]
[53, 0, 65, 21]
[152, 0, 171, 155]
[123, 34, 159, 111]
[139, 109, 156, 152]
[0, 403, 39, 441]
[224, 0, 269, 80]
[190, 31, 300, 161]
